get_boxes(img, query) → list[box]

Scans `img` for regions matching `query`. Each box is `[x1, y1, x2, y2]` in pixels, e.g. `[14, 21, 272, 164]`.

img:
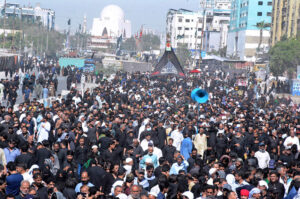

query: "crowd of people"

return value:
[0, 67, 298, 199]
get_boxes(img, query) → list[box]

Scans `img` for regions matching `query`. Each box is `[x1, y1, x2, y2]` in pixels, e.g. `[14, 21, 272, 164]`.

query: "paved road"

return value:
[0, 70, 101, 107]
[0, 71, 68, 105]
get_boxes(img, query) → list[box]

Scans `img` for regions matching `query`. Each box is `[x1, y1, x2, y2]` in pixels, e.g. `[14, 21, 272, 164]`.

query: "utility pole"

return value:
[199, 0, 207, 68]
[46, 31, 49, 52]
[19, 8, 22, 54]
[2, 0, 6, 49]
[12, 7, 16, 52]
[193, 17, 200, 68]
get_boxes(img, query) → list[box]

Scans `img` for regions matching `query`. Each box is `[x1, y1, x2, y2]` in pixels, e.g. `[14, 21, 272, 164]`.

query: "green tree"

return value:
[0, 17, 65, 56]
[269, 38, 300, 77]
[120, 36, 136, 51]
[255, 21, 271, 50]
[175, 43, 191, 66]
[140, 34, 160, 51]
[121, 34, 160, 52]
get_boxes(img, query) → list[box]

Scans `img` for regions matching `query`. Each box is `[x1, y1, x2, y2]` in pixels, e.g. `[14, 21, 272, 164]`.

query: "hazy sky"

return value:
[10, 0, 199, 33]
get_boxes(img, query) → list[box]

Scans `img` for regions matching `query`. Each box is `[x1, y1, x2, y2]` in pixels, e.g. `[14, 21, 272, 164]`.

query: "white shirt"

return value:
[22, 172, 33, 184]
[170, 129, 183, 151]
[153, 147, 163, 160]
[150, 185, 160, 196]
[284, 136, 300, 150]
[255, 150, 270, 169]
[37, 121, 51, 143]
[0, 83, 4, 99]
[140, 139, 153, 151]
[72, 96, 81, 105]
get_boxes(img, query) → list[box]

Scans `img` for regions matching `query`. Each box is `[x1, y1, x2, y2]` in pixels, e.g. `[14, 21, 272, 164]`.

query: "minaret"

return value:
[83, 14, 87, 34]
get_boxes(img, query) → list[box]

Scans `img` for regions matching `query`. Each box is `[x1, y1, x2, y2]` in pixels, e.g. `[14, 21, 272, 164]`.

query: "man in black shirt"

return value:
[163, 138, 176, 164]
[35, 141, 51, 168]
[15, 144, 33, 169]
[268, 171, 285, 199]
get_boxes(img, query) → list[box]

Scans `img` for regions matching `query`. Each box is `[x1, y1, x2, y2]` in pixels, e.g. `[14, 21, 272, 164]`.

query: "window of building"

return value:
[198, 28, 202, 31]
[257, 12, 262, 16]
[186, 19, 190, 22]
[185, 27, 189, 30]
[178, 27, 182, 30]
[267, 12, 272, 16]
[258, 1, 263, 5]
[268, 1, 272, 6]
[178, 18, 182, 22]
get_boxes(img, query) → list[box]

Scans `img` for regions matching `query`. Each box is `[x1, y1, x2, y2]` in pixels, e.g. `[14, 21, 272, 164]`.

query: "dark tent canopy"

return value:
[151, 47, 185, 77]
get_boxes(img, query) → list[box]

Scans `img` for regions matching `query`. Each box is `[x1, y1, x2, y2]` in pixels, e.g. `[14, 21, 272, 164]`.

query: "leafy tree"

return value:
[269, 38, 300, 77]
[120, 36, 136, 51]
[140, 34, 160, 51]
[121, 34, 160, 52]
[175, 43, 191, 66]
[0, 17, 65, 57]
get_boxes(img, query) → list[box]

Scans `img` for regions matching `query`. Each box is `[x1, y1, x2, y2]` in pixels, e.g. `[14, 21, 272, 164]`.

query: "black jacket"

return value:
[268, 181, 285, 199]
[36, 148, 52, 167]
[88, 166, 107, 189]
[163, 145, 176, 163]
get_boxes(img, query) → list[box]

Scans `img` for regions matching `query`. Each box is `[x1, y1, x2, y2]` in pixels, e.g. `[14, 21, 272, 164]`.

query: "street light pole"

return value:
[199, 3, 207, 69]
[2, 0, 6, 49]
[19, 8, 22, 54]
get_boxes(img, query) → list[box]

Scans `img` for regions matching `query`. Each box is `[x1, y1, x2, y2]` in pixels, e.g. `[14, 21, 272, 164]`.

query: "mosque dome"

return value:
[101, 4, 125, 22]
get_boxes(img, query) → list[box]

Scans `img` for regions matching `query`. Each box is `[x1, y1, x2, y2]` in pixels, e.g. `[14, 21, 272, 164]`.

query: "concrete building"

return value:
[1, 3, 55, 30]
[166, 9, 204, 51]
[166, 1, 231, 54]
[271, 0, 300, 46]
[205, 0, 231, 52]
[227, 0, 272, 61]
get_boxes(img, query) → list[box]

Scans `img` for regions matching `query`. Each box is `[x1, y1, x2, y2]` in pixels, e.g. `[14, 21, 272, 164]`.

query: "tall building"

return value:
[271, 0, 300, 46]
[205, 0, 231, 52]
[227, 0, 272, 61]
[166, 0, 231, 54]
[1, 3, 55, 30]
[166, 9, 204, 51]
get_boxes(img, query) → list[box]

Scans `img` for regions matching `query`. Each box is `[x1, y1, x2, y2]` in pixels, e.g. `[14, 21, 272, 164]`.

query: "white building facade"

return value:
[166, 2, 231, 53]
[205, 0, 231, 52]
[166, 9, 204, 51]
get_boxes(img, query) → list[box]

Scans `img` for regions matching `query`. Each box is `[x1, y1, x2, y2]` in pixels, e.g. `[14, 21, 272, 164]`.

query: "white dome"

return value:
[101, 4, 125, 22]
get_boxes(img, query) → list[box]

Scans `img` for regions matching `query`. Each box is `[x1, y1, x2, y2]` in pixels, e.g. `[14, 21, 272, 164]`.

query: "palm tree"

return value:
[255, 21, 271, 51]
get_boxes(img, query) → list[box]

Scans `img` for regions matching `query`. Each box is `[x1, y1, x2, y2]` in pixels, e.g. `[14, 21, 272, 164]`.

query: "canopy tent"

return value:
[151, 47, 185, 77]
[189, 69, 201, 73]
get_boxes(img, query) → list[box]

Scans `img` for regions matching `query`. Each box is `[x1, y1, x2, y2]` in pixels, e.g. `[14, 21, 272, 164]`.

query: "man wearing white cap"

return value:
[182, 191, 194, 199]
[139, 145, 158, 169]
[124, 158, 133, 175]
[258, 180, 268, 197]
[207, 168, 218, 185]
